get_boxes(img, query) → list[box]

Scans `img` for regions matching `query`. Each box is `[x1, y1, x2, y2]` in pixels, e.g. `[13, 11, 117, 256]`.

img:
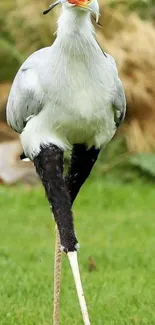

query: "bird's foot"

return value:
[59, 228, 79, 253]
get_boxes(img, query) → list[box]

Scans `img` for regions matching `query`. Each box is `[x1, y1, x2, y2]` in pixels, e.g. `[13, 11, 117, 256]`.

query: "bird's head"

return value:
[43, 0, 100, 23]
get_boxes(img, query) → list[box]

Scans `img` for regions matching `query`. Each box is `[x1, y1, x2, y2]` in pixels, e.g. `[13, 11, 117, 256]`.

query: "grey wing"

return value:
[113, 78, 126, 128]
[6, 67, 44, 134]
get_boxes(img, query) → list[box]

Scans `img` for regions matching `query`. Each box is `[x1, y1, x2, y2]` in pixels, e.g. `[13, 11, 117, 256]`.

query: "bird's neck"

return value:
[55, 7, 97, 52]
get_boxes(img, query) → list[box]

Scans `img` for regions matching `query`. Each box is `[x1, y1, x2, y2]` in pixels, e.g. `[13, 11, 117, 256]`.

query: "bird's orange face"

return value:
[43, 0, 99, 22]
[67, 0, 92, 9]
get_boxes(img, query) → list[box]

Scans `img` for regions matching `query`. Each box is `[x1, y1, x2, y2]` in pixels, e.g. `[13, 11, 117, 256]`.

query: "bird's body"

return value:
[6, 1, 126, 324]
[7, 7, 125, 159]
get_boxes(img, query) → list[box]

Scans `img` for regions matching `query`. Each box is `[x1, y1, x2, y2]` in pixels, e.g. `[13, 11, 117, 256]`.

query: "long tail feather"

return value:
[67, 252, 91, 325]
[53, 227, 62, 325]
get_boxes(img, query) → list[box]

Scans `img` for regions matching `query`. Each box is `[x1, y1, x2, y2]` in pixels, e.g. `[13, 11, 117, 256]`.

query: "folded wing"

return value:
[6, 66, 44, 134]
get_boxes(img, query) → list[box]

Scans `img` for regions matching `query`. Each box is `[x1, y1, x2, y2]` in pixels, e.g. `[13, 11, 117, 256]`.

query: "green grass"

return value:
[1, 178, 155, 325]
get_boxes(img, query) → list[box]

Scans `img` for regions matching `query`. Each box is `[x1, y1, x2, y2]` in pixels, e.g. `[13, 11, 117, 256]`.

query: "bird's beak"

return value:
[70, 0, 100, 23]
[43, 0, 62, 15]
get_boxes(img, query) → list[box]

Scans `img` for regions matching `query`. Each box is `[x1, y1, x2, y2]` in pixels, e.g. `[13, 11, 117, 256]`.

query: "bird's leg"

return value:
[34, 144, 78, 325]
[68, 251, 91, 325]
[64, 144, 100, 325]
[33, 144, 100, 325]
[65, 144, 100, 205]
[52, 144, 99, 325]
[53, 226, 61, 325]
[33, 144, 78, 252]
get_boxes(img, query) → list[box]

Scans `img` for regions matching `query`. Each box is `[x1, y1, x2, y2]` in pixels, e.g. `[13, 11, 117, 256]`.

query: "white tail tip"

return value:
[67, 251, 91, 325]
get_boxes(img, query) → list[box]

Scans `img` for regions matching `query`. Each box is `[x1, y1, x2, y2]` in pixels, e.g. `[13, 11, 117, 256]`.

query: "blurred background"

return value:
[1, 1, 155, 324]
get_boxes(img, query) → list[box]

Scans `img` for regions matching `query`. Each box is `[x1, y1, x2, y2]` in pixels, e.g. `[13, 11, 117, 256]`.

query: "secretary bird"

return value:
[6, 0, 126, 324]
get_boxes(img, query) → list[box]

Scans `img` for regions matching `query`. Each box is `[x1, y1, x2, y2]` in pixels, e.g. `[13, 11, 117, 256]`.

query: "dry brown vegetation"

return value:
[97, 3, 155, 152]
[1, 0, 155, 152]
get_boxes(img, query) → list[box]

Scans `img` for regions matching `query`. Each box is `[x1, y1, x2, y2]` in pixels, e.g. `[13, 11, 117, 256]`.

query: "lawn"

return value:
[0, 177, 155, 325]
